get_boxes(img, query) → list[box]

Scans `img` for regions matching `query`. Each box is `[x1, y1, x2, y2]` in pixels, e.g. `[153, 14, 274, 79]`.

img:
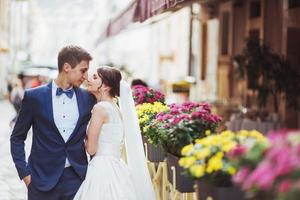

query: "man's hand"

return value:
[23, 175, 31, 187]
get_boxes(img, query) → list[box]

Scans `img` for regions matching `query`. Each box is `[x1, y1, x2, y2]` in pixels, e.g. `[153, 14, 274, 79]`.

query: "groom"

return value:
[10, 45, 96, 199]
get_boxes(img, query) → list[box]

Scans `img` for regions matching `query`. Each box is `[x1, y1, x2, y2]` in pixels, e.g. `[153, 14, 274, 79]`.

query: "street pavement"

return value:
[0, 100, 29, 200]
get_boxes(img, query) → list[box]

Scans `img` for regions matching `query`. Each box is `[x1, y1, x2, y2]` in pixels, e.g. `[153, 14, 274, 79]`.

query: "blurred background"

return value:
[0, 0, 299, 199]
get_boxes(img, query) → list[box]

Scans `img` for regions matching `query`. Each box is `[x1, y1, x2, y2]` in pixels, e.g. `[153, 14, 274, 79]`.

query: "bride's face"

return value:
[87, 72, 102, 93]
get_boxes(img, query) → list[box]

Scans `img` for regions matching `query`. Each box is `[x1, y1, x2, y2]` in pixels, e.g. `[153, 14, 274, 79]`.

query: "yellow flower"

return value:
[194, 148, 211, 160]
[221, 141, 237, 152]
[206, 155, 223, 173]
[227, 166, 236, 175]
[143, 125, 150, 133]
[190, 165, 205, 178]
[205, 130, 211, 136]
[179, 157, 196, 168]
[221, 130, 234, 138]
[181, 144, 194, 156]
[215, 152, 224, 158]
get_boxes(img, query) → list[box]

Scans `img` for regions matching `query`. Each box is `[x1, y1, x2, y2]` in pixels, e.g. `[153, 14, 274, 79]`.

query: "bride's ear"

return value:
[102, 85, 111, 93]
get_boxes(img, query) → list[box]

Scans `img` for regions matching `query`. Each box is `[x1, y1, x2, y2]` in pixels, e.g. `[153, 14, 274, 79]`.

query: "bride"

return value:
[74, 66, 156, 200]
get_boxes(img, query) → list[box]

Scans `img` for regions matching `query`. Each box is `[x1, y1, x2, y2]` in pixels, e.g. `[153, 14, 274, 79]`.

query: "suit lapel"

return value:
[67, 88, 84, 143]
[45, 82, 61, 133]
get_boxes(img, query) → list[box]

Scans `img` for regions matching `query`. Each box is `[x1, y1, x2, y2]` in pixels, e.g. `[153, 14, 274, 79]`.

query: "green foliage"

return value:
[154, 119, 219, 157]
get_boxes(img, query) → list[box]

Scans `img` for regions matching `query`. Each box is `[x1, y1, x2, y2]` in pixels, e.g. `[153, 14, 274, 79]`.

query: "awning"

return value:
[104, 1, 139, 38]
[97, 0, 194, 43]
[139, 0, 188, 21]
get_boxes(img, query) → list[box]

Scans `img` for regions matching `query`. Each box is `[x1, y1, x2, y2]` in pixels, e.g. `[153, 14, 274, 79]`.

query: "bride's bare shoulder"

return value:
[91, 102, 109, 116]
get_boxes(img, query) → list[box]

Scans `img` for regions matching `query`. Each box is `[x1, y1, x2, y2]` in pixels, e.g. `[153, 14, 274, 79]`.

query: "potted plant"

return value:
[132, 85, 165, 105]
[179, 130, 266, 200]
[234, 38, 300, 113]
[231, 130, 300, 200]
[153, 102, 222, 192]
[132, 85, 166, 162]
[154, 102, 222, 156]
[136, 102, 169, 162]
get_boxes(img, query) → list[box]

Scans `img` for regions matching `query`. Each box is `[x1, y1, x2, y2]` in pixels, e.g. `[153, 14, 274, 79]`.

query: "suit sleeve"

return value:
[10, 90, 33, 180]
[89, 93, 97, 108]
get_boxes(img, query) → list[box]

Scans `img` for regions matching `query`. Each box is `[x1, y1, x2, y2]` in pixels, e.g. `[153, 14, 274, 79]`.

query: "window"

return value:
[250, 0, 261, 18]
[289, 0, 300, 9]
[221, 12, 230, 55]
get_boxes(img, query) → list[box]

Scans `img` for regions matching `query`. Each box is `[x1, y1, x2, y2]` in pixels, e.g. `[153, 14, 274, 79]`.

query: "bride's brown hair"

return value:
[97, 66, 122, 97]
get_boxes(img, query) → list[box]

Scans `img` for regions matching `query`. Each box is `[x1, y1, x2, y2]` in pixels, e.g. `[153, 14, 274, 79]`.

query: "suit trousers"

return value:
[28, 167, 82, 200]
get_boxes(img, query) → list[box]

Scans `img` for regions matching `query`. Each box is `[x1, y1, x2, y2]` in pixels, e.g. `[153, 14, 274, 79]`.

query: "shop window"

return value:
[287, 28, 300, 69]
[249, 29, 260, 40]
[250, 0, 261, 18]
[289, 0, 300, 9]
[221, 12, 230, 55]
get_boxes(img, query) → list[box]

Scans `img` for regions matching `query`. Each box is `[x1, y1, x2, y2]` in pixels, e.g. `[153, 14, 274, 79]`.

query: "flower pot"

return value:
[251, 192, 274, 200]
[142, 136, 166, 162]
[166, 153, 195, 193]
[195, 180, 246, 200]
[147, 142, 165, 162]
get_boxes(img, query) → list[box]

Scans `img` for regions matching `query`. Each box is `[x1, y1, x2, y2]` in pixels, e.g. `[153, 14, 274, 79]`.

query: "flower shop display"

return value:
[232, 130, 300, 200]
[166, 152, 195, 193]
[179, 130, 266, 200]
[136, 102, 169, 162]
[151, 102, 222, 192]
[132, 85, 165, 105]
[153, 102, 222, 157]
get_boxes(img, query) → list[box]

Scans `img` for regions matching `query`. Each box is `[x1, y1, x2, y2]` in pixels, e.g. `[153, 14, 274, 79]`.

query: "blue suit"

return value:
[10, 82, 96, 199]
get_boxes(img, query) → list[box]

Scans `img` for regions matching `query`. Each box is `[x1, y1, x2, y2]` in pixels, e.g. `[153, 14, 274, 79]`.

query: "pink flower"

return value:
[278, 180, 293, 193]
[267, 129, 290, 142]
[132, 85, 165, 105]
[199, 102, 211, 113]
[233, 167, 250, 184]
[245, 162, 275, 190]
[171, 118, 181, 125]
[228, 145, 247, 159]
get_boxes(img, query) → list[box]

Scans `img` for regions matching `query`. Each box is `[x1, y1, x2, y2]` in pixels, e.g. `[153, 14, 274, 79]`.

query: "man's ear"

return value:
[62, 63, 72, 72]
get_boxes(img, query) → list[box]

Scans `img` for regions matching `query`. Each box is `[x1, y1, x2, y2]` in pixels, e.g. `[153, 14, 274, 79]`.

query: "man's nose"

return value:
[83, 72, 88, 80]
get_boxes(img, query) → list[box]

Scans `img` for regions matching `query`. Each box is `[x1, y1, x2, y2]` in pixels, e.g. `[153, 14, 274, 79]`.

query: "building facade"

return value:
[0, 0, 10, 98]
[198, 0, 300, 128]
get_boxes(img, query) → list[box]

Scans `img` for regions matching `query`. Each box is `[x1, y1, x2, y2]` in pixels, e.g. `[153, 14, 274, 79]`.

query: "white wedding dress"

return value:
[74, 101, 137, 200]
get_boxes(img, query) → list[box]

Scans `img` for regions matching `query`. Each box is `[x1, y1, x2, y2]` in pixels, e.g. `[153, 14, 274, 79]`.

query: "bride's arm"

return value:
[85, 104, 108, 156]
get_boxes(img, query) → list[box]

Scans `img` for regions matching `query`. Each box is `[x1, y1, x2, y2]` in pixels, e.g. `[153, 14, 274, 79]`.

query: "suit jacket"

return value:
[10, 82, 96, 191]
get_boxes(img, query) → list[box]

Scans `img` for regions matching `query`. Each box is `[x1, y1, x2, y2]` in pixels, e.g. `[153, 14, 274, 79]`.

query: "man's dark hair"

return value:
[57, 45, 92, 72]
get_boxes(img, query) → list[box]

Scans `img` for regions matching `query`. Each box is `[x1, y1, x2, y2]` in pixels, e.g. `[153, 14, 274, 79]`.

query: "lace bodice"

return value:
[94, 101, 124, 158]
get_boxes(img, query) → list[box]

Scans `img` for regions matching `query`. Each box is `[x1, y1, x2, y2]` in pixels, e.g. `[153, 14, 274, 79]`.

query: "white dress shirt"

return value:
[52, 81, 79, 167]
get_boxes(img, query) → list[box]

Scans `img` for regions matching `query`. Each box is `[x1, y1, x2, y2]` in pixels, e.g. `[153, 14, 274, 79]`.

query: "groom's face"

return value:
[67, 60, 89, 87]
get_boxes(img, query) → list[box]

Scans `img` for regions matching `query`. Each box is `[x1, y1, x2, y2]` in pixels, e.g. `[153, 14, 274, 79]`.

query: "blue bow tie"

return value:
[56, 87, 74, 99]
